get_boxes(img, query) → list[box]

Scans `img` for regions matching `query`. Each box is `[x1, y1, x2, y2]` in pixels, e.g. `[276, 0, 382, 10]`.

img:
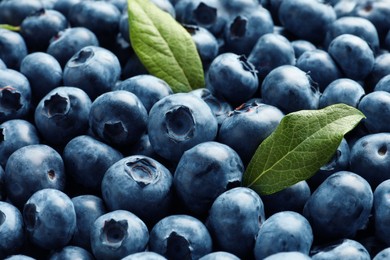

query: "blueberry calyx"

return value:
[230, 16, 247, 38]
[68, 48, 95, 67]
[239, 55, 257, 75]
[125, 158, 158, 188]
[0, 210, 5, 226]
[194, 3, 217, 26]
[0, 86, 22, 115]
[23, 203, 38, 231]
[166, 231, 192, 260]
[103, 121, 127, 142]
[101, 219, 128, 249]
[164, 106, 195, 143]
[43, 93, 70, 118]
[378, 145, 387, 156]
[47, 169, 56, 180]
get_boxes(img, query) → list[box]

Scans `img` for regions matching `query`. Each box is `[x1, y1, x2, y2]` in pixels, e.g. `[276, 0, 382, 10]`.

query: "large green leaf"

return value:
[243, 104, 365, 195]
[127, 0, 205, 93]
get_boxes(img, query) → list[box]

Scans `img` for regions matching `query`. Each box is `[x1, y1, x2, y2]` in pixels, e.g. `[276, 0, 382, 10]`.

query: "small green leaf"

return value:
[0, 24, 20, 31]
[127, 0, 205, 93]
[243, 104, 365, 195]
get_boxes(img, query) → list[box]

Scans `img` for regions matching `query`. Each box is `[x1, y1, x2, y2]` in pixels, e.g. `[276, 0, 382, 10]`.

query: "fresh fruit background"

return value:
[1, 0, 390, 259]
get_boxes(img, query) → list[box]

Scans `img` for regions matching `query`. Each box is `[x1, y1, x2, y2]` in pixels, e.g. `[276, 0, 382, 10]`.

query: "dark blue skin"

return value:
[23, 189, 75, 251]
[307, 138, 350, 191]
[207, 53, 258, 106]
[217, 100, 284, 165]
[278, 0, 336, 44]
[149, 214, 213, 260]
[151, 0, 176, 17]
[174, 141, 244, 217]
[68, 1, 121, 48]
[374, 180, 390, 247]
[49, 246, 94, 260]
[0, 29, 28, 70]
[190, 88, 232, 126]
[296, 49, 342, 92]
[254, 211, 313, 260]
[119, 12, 131, 44]
[206, 187, 265, 259]
[303, 171, 373, 242]
[20, 9, 69, 53]
[53, 0, 82, 19]
[0, 166, 4, 201]
[114, 75, 173, 113]
[122, 252, 167, 260]
[324, 16, 380, 53]
[184, 25, 219, 69]
[125, 134, 160, 160]
[63, 135, 123, 192]
[248, 33, 295, 80]
[291, 40, 316, 59]
[374, 74, 390, 92]
[385, 30, 390, 51]
[0, 69, 31, 124]
[319, 78, 365, 109]
[47, 27, 99, 68]
[0, 0, 43, 26]
[89, 90, 148, 148]
[102, 155, 173, 226]
[0, 201, 24, 258]
[263, 252, 312, 260]
[358, 91, 390, 134]
[5, 144, 66, 208]
[373, 248, 390, 260]
[122, 53, 148, 80]
[63, 46, 121, 100]
[90, 210, 149, 260]
[71, 195, 107, 251]
[223, 6, 274, 56]
[199, 251, 240, 260]
[148, 93, 218, 162]
[0, 119, 40, 168]
[34, 86, 92, 147]
[311, 239, 371, 260]
[261, 65, 320, 114]
[328, 34, 375, 81]
[350, 133, 390, 190]
[20, 52, 63, 104]
[260, 181, 311, 218]
[365, 53, 390, 92]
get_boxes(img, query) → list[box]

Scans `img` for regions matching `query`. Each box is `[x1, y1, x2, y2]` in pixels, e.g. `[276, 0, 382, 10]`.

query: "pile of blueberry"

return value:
[1, 0, 390, 259]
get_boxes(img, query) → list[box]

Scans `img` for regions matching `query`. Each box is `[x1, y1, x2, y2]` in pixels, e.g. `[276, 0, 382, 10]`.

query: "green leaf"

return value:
[0, 24, 20, 31]
[243, 104, 365, 195]
[127, 0, 205, 93]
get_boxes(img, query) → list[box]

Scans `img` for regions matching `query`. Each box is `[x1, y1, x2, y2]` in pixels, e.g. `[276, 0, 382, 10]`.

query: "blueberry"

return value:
[291, 40, 317, 59]
[4, 255, 36, 260]
[102, 155, 173, 226]
[303, 171, 373, 242]
[174, 141, 244, 216]
[311, 239, 371, 260]
[125, 133, 160, 159]
[296, 49, 342, 92]
[63, 46, 121, 100]
[0, 29, 28, 70]
[328, 34, 375, 81]
[365, 53, 390, 92]
[373, 247, 390, 260]
[89, 90, 148, 147]
[263, 252, 312, 260]
[53, 0, 82, 19]
[223, 6, 274, 55]
[0, 69, 31, 124]
[206, 187, 265, 259]
[0, 201, 24, 258]
[199, 251, 240, 260]
[47, 27, 99, 68]
[0, 119, 40, 168]
[118, 12, 131, 44]
[373, 180, 390, 246]
[34, 86, 91, 147]
[254, 211, 313, 259]
[5, 144, 66, 208]
[0, 0, 43, 26]
[358, 91, 390, 134]
[248, 33, 295, 80]
[324, 16, 380, 53]
[20, 52, 63, 104]
[48, 246, 94, 260]
[148, 93, 218, 162]
[151, 0, 176, 17]
[114, 75, 173, 113]
[278, 0, 336, 44]
[217, 100, 284, 165]
[23, 188, 76, 250]
[90, 210, 149, 260]
[63, 135, 123, 192]
[20, 9, 69, 52]
[122, 251, 168, 260]
[149, 214, 213, 260]
[71, 195, 107, 250]
[260, 181, 311, 218]
[319, 78, 365, 109]
[374, 74, 390, 92]
[0, 59, 6, 70]
[261, 65, 320, 113]
[206, 53, 258, 106]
